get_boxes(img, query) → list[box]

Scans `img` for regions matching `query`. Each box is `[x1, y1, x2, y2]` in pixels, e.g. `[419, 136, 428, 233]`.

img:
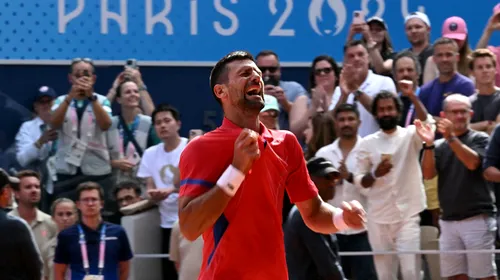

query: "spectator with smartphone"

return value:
[49, 58, 114, 214]
[476, 3, 500, 87]
[15, 86, 58, 212]
[255, 50, 308, 135]
[107, 80, 160, 189]
[107, 59, 155, 116]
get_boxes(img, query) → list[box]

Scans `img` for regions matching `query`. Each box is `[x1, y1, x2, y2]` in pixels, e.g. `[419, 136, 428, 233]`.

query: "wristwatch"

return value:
[354, 89, 363, 98]
[88, 94, 97, 102]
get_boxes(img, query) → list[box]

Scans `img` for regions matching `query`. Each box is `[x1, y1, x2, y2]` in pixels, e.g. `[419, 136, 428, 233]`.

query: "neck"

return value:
[163, 136, 181, 152]
[82, 215, 102, 230]
[438, 72, 456, 83]
[17, 204, 37, 224]
[338, 136, 357, 152]
[454, 128, 469, 137]
[225, 111, 260, 132]
[411, 42, 429, 54]
[477, 83, 496, 95]
[355, 70, 369, 86]
[121, 107, 138, 123]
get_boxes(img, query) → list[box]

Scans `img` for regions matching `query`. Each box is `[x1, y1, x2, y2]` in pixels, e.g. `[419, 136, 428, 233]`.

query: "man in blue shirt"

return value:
[419, 38, 475, 117]
[54, 182, 133, 280]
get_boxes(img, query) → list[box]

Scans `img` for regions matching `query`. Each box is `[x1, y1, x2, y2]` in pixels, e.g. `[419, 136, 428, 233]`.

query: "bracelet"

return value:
[346, 173, 354, 184]
[423, 144, 435, 150]
[332, 209, 349, 231]
[447, 136, 457, 143]
[216, 165, 245, 197]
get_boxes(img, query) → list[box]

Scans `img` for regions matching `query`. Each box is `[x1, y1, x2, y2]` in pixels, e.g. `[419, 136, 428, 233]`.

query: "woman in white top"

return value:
[41, 198, 77, 280]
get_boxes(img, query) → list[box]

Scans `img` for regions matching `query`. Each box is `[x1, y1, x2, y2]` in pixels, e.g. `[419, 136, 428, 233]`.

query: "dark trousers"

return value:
[336, 232, 378, 280]
[162, 227, 178, 280]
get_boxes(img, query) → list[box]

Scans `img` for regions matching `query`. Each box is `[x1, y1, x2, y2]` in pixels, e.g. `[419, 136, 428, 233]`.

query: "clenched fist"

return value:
[232, 129, 260, 174]
[341, 200, 366, 230]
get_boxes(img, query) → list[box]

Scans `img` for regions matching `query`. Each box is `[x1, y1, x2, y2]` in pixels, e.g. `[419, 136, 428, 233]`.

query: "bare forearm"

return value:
[357, 93, 372, 113]
[139, 91, 155, 116]
[179, 187, 232, 241]
[421, 149, 437, 179]
[448, 137, 481, 170]
[119, 263, 130, 280]
[409, 95, 428, 121]
[476, 28, 492, 49]
[91, 102, 112, 130]
[368, 48, 390, 74]
[470, 121, 490, 132]
[304, 202, 339, 234]
[484, 166, 500, 182]
[54, 264, 67, 280]
[331, 94, 349, 113]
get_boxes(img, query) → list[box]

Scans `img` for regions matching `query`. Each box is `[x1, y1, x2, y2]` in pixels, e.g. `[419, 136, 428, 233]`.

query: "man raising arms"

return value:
[178, 51, 365, 280]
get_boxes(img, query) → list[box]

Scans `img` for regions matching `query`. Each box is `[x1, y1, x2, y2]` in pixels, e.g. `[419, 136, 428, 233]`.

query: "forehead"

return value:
[256, 55, 278, 65]
[19, 176, 40, 186]
[122, 81, 138, 89]
[336, 110, 358, 119]
[55, 202, 75, 212]
[377, 97, 396, 107]
[434, 43, 457, 53]
[345, 45, 367, 55]
[228, 59, 260, 74]
[395, 57, 416, 69]
[155, 111, 175, 120]
[72, 61, 93, 72]
[405, 18, 426, 28]
[117, 188, 135, 196]
[473, 56, 495, 65]
[315, 60, 331, 69]
[80, 189, 100, 198]
[446, 99, 470, 109]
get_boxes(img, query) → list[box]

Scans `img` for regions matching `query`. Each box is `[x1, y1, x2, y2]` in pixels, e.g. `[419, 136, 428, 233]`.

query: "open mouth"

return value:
[245, 84, 263, 99]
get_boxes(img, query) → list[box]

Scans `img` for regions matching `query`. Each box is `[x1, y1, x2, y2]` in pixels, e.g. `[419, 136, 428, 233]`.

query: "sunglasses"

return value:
[314, 67, 333, 76]
[259, 66, 279, 73]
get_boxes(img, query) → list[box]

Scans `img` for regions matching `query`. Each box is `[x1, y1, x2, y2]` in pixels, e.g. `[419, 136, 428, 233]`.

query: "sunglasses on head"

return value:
[259, 66, 279, 73]
[314, 67, 333, 76]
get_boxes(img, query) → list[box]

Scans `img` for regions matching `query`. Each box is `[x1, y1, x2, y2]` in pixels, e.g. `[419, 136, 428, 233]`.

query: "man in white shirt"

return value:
[354, 89, 431, 280]
[15, 86, 58, 212]
[137, 104, 188, 280]
[315, 103, 377, 279]
[330, 40, 396, 137]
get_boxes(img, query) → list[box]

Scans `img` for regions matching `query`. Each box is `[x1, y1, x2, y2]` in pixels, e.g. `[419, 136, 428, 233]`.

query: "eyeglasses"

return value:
[259, 66, 279, 73]
[314, 67, 333, 76]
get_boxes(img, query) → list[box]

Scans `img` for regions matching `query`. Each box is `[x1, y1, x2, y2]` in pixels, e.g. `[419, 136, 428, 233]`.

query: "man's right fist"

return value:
[232, 129, 260, 174]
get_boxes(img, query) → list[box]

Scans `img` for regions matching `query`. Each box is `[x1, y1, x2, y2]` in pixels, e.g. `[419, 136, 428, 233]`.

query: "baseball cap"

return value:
[405, 12, 431, 28]
[367, 16, 388, 30]
[35, 86, 57, 101]
[494, 3, 500, 15]
[0, 168, 19, 189]
[442, 16, 468, 41]
[307, 157, 340, 178]
[261, 94, 280, 113]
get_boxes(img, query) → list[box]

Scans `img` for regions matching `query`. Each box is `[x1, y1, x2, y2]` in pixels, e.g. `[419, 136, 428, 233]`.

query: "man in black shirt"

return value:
[419, 94, 496, 279]
[284, 157, 346, 280]
[403, 12, 433, 85]
[0, 168, 43, 280]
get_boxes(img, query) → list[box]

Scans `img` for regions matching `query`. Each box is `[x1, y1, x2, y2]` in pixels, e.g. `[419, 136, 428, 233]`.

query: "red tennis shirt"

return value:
[179, 118, 318, 280]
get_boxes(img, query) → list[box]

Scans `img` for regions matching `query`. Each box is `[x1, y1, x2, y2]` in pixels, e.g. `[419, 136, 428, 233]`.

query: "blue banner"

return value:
[0, 0, 498, 64]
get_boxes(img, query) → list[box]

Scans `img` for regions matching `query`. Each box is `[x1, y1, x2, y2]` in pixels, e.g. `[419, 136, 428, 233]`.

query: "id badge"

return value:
[127, 152, 141, 165]
[46, 156, 58, 182]
[65, 139, 87, 167]
[83, 276, 104, 280]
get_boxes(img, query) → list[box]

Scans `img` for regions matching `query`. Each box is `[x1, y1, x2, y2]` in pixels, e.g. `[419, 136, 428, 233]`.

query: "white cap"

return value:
[405, 12, 431, 27]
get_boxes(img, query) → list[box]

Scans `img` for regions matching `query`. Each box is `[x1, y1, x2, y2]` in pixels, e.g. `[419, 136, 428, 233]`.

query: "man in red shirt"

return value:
[178, 51, 365, 280]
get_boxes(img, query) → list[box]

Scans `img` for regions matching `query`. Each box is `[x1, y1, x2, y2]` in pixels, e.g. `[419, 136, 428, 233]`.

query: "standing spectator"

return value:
[331, 40, 396, 137]
[9, 170, 57, 251]
[259, 94, 280, 130]
[484, 124, 500, 238]
[0, 168, 43, 280]
[354, 91, 430, 280]
[284, 157, 345, 280]
[54, 182, 133, 280]
[41, 198, 78, 280]
[137, 104, 187, 280]
[469, 49, 500, 134]
[316, 103, 378, 279]
[303, 111, 336, 160]
[421, 94, 496, 280]
[403, 12, 433, 85]
[476, 3, 500, 87]
[49, 58, 114, 207]
[169, 220, 203, 280]
[256, 50, 307, 132]
[419, 38, 476, 118]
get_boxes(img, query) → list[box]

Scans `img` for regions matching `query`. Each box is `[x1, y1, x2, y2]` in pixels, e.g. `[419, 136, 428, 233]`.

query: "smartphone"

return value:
[381, 154, 392, 162]
[125, 59, 138, 69]
[189, 129, 204, 140]
[264, 75, 279, 86]
[352, 10, 365, 25]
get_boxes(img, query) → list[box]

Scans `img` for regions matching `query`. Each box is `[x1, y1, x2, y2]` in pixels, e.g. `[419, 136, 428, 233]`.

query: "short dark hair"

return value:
[433, 37, 458, 51]
[334, 103, 360, 119]
[76, 181, 105, 201]
[255, 50, 279, 62]
[371, 90, 403, 116]
[309, 55, 341, 90]
[152, 103, 181, 123]
[343, 40, 367, 54]
[12, 170, 40, 191]
[113, 181, 142, 198]
[115, 79, 136, 98]
[392, 51, 422, 77]
[209, 51, 255, 105]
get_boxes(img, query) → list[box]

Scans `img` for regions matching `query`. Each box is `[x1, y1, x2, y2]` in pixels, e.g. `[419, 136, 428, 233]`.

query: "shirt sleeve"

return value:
[353, 139, 373, 188]
[462, 80, 476, 97]
[136, 148, 153, 178]
[179, 140, 217, 198]
[100, 98, 113, 116]
[169, 221, 181, 263]
[284, 133, 318, 203]
[484, 125, 500, 170]
[118, 227, 134, 261]
[470, 132, 490, 168]
[15, 122, 42, 167]
[51, 96, 64, 112]
[53, 232, 70, 264]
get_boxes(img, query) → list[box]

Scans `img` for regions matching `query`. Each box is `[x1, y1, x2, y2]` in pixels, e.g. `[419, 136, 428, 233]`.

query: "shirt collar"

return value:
[331, 135, 363, 153]
[221, 117, 274, 141]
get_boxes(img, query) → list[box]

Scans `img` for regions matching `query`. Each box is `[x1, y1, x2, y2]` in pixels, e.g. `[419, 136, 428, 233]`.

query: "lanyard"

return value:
[70, 102, 94, 139]
[78, 224, 107, 276]
[119, 115, 139, 157]
[399, 87, 421, 127]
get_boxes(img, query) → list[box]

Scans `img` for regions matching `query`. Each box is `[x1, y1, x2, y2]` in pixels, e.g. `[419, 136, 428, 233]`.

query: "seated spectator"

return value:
[113, 180, 156, 217]
[284, 157, 345, 280]
[423, 16, 473, 84]
[49, 58, 115, 217]
[169, 220, 203, 280]
[476, 3, 500, 87]
[290, 55, 340, 138]
[419, 38, 475, 118]
[41, 198, 77, 280]
[260, 94, 280, 130]
[107, 80, 160, 188]
[15, 86, 58, 212]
